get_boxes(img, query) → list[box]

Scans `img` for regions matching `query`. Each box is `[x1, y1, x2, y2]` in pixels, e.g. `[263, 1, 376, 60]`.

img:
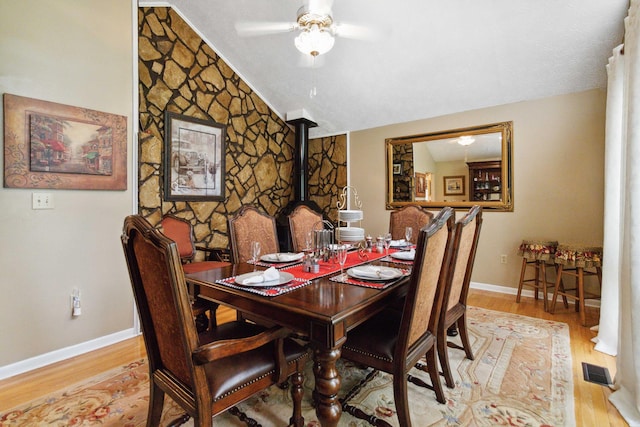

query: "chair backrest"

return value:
[228, 206, 279, 263]
[288, 204, 323, 252]
[160, 214, 196, 262]
[389, 205, 434, 240]
[121, 215, 203, 391]
[444, 205, 483, 313]
[397, 207, 455, 359]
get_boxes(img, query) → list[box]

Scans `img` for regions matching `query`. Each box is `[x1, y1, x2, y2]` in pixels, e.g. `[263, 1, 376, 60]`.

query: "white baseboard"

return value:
[470, 281, 601, 308]
[0, 328, 139, 381]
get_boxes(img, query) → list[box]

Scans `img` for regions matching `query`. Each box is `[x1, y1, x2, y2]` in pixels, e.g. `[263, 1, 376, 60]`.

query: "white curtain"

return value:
[599, 1, 640, 424]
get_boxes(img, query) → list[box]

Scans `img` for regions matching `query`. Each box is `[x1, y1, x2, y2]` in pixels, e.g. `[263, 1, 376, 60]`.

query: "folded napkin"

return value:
[390, 239, 407, 246]
[268, 252, 303, 262]
[239, 267, 280, 285]
[392, 249, 415, 260]
[350, 266, 398, 280]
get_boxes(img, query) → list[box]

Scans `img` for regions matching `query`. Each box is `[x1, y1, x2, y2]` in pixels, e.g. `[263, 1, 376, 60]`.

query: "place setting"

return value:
[330, 264, 410, 289]
[247, 241, 306, 269]
[216, 266, 311, 297]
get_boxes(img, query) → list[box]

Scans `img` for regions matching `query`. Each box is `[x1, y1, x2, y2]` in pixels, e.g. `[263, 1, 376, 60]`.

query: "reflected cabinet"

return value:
[386, 121, 513, 212]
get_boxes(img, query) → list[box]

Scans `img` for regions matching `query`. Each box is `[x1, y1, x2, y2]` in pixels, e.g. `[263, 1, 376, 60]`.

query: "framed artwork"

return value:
[443, 175, 465, 196]
[393, 163, 402, 175]
[3, 93, 127, 190]
[415, 172, 426, 198]
[163, 111, 225, 201]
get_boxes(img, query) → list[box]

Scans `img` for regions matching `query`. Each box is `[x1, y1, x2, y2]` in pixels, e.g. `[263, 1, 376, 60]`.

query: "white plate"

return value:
[260, 252, 304, 263]
[347, 266, 404, 281]
[391, 250, 415, 261]
[234, 271, 295, 287]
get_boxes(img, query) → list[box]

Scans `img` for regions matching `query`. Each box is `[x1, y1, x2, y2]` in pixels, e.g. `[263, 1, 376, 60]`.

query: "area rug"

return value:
[0, 307, 574, 426]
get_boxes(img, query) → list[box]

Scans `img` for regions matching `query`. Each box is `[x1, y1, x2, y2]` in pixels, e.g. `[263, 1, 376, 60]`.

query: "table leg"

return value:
[312, 345, 342, 426]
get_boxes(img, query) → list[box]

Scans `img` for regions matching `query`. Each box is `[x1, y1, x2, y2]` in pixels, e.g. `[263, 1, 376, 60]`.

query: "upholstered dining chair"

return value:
[121, 215, 308, 427]
[340, 207, 455, 426]
[160, 214, 231, 274]
[288, 204, 323, 252]
[161, 214, 231, 331]
[228, 205, 279, 263]
[437, 205, 483, 389]
[389, 204, 434, 241]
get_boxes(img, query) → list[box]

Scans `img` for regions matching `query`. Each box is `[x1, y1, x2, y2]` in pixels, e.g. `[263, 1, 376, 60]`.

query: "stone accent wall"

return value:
[392, 143, 414, 202]
[138, 7, 346, 254]
[309, 134, 347, 223]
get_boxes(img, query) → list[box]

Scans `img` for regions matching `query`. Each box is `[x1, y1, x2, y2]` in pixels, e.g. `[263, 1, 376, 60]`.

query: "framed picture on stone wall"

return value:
[163, 111, 226, 201]
[3, 93, 127, 190]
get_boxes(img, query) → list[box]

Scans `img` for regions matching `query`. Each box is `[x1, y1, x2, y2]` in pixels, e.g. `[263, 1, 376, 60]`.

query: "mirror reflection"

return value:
[386, 121, 513, 211]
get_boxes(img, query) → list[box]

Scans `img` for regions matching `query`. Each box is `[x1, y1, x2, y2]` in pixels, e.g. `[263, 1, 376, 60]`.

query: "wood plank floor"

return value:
[0, 289, 628, 426]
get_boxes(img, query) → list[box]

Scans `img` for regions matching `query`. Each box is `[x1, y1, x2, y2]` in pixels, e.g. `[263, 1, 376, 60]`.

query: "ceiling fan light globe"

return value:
[295, 26, 335, 56]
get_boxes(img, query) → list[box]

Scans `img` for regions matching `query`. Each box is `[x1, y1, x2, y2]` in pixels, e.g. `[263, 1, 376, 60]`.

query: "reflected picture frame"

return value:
[443, 175, 465, 196]
[163, 111, 226, 201]
[393, 163, 402, 175]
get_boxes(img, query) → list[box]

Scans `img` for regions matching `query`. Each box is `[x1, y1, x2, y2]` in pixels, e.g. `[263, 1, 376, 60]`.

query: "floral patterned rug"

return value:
[0, 307, 574, 426]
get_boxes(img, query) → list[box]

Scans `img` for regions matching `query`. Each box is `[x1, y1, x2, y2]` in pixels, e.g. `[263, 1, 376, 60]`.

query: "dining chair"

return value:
[121, 215, 308, 427]
[228, 205, 279, 263]
[389, 204, 434, 241]
[340, 207, 456, 426]
[437, 205, 483, 388]
[288, 204, 323, 252]
[161, 214, 231, 331]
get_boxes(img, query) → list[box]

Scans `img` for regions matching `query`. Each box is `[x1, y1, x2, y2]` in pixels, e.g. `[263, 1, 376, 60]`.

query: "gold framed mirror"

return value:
[386, 121, 513, 211]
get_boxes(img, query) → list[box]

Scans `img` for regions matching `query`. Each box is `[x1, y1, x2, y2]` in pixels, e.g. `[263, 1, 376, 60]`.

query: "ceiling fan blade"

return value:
[235, 21, 297, 37]
[333, 22, 378, 41]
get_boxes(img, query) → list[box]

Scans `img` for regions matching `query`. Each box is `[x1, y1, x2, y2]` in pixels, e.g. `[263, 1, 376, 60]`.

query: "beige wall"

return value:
[351, 89, 606, 289]
[0, 1, 134, 367]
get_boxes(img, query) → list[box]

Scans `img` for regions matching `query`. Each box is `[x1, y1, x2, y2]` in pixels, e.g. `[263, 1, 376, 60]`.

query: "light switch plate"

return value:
[32, 192, 54, 209]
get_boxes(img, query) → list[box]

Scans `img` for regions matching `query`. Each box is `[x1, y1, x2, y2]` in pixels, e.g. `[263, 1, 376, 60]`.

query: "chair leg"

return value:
[289, 368, 305, 427]
[516, 257, 528, 303]
[539, 261, 548, 312]
[550, 264, 564, 314]
[555, 264, 569, 308]
[426, 347, 445, 404]
[147, 380, 165, 427]
[533, 260, 540, 300]
[577, 267, 586, 326]
[437, 325, 454, 389]
[394, 368, 413, 427]
[457, 314, 474, 361]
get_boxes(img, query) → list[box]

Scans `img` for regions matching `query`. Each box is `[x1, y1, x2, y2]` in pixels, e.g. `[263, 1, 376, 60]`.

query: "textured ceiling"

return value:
[141, 1, 628, 138]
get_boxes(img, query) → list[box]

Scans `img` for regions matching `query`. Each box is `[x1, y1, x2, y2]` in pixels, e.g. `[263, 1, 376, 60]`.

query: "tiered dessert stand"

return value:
[336, 186, 365, 245]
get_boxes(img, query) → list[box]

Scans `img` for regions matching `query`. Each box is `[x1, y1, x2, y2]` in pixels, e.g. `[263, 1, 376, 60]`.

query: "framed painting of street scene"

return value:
[3, 94, 127, 190]
[163, 111, 226, 201]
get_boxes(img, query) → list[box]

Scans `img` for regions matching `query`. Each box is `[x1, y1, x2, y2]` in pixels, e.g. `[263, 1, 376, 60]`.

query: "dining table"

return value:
[185, 247, 414, 427]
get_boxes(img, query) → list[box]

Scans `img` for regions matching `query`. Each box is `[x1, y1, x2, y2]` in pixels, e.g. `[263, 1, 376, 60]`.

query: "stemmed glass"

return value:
[251, 241, 261, 270]
[384, 233, 392, 256]
[405, 227, 413, 246]
[337, 245, 348, 279]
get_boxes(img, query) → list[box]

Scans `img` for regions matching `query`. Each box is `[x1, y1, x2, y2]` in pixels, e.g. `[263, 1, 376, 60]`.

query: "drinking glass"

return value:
[305, 231, 313, 251]
[405, 227, 413, 245]
[384, 233, 392, 255]
[337, 245, 348, 279]
[251, 241, 261, 269]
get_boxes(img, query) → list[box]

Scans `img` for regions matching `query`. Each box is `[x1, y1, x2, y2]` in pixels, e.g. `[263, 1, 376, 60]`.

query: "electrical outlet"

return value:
[32, 192, 54, 209]
[500, 254, 508, 264]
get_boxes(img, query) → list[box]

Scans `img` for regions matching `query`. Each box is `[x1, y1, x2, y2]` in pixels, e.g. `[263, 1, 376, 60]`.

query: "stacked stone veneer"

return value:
[138, 7, 346, 255]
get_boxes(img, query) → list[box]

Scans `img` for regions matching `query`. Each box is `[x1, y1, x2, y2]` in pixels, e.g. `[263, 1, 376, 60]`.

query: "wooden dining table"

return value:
[186, 251, 411, 427]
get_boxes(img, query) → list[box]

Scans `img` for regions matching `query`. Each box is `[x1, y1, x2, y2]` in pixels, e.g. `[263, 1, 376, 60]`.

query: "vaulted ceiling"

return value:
[141, 1, 628, 138]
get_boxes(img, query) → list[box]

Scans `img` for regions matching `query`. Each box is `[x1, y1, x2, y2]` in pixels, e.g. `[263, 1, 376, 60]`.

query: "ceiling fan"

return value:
[235, 0, 375, 59]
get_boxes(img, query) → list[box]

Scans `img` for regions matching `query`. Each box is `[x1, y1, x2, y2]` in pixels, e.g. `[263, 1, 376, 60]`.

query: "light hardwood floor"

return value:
[0, 289, 628, 426]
